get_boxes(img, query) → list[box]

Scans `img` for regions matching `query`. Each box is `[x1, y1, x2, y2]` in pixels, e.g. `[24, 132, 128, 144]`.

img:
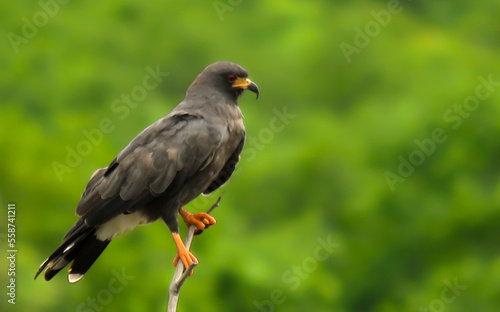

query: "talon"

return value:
[179, 209, 216, 234]
[173, 250, 197, 276]
[172, 233, 198, 276]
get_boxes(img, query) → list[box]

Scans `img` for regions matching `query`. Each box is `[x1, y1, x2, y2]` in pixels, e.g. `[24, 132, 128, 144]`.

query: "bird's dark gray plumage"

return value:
[35, 61, 259, 283]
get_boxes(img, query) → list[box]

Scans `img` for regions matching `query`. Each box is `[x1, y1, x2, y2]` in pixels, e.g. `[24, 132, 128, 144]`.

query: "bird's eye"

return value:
[227, 74, 237, 82]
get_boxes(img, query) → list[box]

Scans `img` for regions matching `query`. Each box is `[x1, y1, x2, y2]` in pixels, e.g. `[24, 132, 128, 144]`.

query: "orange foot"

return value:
[172, 233, 198, 276]
[179, 209, 217, 235]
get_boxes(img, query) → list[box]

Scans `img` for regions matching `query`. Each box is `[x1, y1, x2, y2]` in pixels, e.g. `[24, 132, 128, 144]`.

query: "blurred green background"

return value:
[1, 0, 500, 311]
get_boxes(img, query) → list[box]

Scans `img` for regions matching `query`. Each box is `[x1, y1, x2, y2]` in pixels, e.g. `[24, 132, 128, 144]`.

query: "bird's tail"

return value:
[35, 219, 110, 283]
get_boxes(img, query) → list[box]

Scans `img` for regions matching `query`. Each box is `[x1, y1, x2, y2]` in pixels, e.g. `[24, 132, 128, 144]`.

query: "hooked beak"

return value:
[232, 77, 260, 99]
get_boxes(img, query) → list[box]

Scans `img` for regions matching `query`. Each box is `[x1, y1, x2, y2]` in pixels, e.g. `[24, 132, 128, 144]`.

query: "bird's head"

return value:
[187, 61, 259, 101]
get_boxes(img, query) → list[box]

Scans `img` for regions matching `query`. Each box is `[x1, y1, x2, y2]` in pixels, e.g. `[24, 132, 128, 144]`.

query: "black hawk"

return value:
[35, 61, 259, 283]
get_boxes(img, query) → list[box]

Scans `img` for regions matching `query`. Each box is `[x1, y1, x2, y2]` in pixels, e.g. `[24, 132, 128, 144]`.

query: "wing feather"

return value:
[203, 136, 245, 194]
[75, 111, 224, 227]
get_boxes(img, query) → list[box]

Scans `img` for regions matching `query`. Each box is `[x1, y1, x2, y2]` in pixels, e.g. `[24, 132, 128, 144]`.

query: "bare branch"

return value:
[167, 193, 224, 312]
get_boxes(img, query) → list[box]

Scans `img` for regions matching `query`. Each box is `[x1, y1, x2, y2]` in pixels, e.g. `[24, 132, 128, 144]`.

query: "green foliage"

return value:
[1, 0, 500, 311]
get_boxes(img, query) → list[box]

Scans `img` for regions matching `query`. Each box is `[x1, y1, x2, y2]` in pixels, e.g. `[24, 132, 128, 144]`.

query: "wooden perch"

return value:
[167, 194, 224, 312]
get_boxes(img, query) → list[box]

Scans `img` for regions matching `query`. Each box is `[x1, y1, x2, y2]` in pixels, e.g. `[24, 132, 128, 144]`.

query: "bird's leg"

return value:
[171, 232, 197, 276]
[179, 208, 216, 235]
[163, 209, 198, 275]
